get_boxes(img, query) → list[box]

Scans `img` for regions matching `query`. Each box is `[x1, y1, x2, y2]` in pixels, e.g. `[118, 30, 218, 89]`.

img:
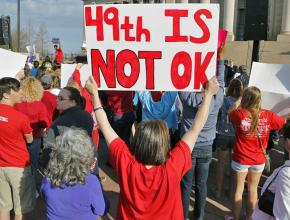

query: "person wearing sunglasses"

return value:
[41, 87, 94, 169]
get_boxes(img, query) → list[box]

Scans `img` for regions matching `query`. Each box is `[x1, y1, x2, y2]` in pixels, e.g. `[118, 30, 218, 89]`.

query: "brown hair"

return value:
[130, 120, 170, 165]
[240, 86, 261, 133]
[226, 78, 243, 98]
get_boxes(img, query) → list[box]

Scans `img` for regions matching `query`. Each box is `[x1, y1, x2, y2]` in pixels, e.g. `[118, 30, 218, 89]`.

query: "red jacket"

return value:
[55, 49, 63, 63]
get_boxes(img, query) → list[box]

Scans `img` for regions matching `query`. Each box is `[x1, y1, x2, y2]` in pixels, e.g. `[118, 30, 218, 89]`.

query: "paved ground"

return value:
[33, 137, 286, 220]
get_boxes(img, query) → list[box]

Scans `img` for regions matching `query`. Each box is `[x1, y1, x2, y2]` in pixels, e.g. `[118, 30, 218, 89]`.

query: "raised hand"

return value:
[76, 63, 84, 71]
[205, 76, 219, 96]
[85, 76, 98, 96]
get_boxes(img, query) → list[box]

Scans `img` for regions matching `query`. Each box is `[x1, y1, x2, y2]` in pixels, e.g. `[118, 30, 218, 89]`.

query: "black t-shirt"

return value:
[50, 106, 94, 137]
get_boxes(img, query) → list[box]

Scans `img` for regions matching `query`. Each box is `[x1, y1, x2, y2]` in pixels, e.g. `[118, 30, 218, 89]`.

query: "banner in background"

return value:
[0, 48, 27, 78]
[61, 64, 90, 88]
[84, 4, 219, 91]
[249, 62, 290, 117]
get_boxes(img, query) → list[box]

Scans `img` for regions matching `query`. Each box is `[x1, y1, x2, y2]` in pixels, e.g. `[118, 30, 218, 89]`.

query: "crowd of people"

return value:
[0, 43, 290, 220]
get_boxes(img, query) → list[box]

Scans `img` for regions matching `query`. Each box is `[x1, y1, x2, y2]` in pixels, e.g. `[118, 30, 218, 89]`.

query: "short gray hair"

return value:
[46, 127, 94, 187]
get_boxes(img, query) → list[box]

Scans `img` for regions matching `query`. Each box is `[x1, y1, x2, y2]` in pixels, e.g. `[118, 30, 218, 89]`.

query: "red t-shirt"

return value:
[15, 101, 51, 138]
[41, 90, 57, 123]
[230, 109, 285, 165]
[109, 137, 191, 220]
[105, 91, 134, 115]
[0, 104, 32, 167]
[72, 69, 94, 114]
[55, 49, 63, 63]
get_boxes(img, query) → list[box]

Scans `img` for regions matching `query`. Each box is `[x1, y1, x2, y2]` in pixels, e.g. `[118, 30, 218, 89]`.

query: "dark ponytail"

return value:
[63, 87, 86, 110]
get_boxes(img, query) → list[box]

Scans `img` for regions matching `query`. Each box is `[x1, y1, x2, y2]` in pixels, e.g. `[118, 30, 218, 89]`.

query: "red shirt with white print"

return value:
[230, 109, 285, 165]
[0, 104, 32, 167]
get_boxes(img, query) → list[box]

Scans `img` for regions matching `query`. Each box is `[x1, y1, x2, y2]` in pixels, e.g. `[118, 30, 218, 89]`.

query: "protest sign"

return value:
[61, 64, 90, 88]
[52, 38, 60, 44]
[0, 48, 27, 78]
[84, 4, 219, 91]
[249, 62, 290, 117]
[218, 29, 227, 49]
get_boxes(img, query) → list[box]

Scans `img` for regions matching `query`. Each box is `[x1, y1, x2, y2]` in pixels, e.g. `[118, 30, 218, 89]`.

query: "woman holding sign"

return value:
[85, 75, 219, 220]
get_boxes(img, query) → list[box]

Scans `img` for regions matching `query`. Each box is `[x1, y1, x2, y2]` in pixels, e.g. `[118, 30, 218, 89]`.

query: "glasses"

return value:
[57, 96, 70, 101]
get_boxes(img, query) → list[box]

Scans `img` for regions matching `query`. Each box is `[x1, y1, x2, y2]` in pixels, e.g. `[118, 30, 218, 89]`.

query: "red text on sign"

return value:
[171, 51, 215, 89]
[85, 6, 150, 42]
[91, 49, 161, 89]
[165, 9, 212, 43]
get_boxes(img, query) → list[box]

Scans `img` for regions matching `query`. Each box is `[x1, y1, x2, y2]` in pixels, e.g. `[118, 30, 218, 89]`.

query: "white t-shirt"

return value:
[251, 160, 290, 220]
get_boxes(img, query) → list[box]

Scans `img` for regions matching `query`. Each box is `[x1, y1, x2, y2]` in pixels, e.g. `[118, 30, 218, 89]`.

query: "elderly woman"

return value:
[15, 77, 50, 184]
[41, 127, 107, 220]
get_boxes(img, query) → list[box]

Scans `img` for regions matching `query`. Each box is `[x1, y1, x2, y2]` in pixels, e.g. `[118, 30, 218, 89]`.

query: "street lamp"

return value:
[17, 0, 20, 52]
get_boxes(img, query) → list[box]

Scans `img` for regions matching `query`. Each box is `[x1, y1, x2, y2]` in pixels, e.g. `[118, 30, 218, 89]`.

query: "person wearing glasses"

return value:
[42, 87, 94, 168]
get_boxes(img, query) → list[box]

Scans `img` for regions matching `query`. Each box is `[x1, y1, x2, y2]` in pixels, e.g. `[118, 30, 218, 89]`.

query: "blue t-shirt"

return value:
[30, 67, 38, 77]
[41, 174, 106, 220]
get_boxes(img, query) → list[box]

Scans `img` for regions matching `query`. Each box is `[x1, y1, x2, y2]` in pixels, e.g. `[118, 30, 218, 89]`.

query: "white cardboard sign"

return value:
[84, 4, 219, 91]
[249, 62, 290, 117]
[61, 64, 90, 88]
[0, 48, 27, 78]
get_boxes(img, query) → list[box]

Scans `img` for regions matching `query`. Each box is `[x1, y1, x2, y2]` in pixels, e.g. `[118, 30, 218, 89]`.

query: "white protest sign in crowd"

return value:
[0, 48, 27, 78]
[84, 4, 219, 91]
[61, 64, 90, 88]
[249, 62, 290, 117]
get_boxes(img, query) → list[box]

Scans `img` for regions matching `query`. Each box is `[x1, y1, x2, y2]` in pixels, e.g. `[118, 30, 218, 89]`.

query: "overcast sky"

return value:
[0, 0, 84, 53]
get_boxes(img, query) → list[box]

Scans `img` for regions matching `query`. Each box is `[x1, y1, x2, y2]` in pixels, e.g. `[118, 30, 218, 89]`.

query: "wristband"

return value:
[94, 106, 103, 112]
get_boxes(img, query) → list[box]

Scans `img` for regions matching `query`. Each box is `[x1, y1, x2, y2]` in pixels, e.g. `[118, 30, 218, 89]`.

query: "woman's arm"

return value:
[181, 77, 219, 151]
[85, 76, 118, 145]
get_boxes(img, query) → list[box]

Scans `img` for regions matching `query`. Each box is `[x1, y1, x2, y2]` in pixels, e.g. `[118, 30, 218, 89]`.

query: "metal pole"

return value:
[17, 0, 20, 52]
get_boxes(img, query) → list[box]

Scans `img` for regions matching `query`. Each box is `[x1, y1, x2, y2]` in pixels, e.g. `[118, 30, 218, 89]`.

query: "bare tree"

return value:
[27, 18, 34, 45]
[11, 28, 27, 52]
[34, 23, 49, 57]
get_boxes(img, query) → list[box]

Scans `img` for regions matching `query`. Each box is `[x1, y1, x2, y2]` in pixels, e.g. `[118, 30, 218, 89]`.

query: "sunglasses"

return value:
[57, 96, 70, 101]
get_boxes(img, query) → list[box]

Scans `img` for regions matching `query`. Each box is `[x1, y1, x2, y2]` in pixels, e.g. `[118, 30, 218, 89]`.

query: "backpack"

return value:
[216, 97, 235, 136]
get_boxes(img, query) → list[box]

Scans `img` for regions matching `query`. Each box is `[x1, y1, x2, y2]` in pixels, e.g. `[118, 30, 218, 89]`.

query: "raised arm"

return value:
[181, 77, 219, 151]
[85, 76, 118, 145]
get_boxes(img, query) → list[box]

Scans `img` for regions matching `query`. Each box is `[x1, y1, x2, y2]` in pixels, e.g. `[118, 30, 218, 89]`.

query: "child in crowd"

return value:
[85, 76, 219, 219]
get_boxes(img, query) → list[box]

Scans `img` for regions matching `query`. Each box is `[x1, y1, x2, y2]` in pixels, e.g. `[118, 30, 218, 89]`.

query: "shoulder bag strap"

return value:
[256, 130, 267, 158]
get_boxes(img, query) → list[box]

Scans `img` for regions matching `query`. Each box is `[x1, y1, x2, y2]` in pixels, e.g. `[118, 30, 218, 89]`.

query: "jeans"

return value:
[27, 138, 41, 191]
[111, 111, 135, 145]
[181, 149, 212, 220]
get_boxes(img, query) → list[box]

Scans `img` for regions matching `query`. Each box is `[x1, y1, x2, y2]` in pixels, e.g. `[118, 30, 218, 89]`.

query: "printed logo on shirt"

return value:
[241, 119, 251, 131]
[0, 116, 8, 122]
[239, 117, 270, 138]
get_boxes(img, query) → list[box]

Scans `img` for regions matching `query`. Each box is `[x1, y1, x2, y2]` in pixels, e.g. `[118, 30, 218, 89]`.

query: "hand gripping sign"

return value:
[84, 4, 219, 91]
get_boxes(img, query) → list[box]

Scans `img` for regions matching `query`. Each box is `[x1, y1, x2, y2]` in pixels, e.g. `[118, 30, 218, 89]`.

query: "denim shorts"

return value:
[214, 134, 235, 151]
[231, 160, 265, 173]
